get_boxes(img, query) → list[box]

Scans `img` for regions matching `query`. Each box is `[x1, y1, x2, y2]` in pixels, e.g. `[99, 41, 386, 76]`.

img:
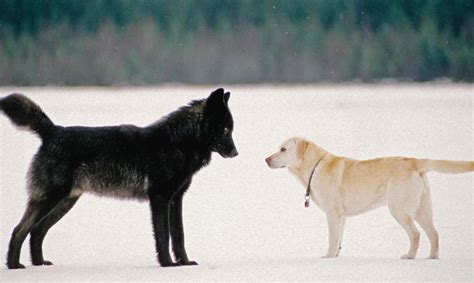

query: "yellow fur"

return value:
[266, 137, 473, 259]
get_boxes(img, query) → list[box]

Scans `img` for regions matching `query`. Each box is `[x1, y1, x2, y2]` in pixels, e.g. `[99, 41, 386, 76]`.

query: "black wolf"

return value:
[0, 88, 238, 269]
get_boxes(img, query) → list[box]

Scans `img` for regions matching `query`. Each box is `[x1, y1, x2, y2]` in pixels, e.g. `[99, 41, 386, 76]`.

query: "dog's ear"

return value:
[298, 139, 310, 160]
[206, 88, 228, 109]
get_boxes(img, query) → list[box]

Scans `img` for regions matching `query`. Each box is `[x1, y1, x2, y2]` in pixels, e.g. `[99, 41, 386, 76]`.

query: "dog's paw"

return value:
[401, 254, 415, 259]
[321, 254, 337, 259]
[7, 262, 26, 269]
[426, 255, 439, 260]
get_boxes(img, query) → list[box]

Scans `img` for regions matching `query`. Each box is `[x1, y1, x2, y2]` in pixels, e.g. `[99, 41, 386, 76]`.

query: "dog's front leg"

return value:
[149, 194, 179, 267]
[335, 217, 346, 257]
[323, 213, 344, 258]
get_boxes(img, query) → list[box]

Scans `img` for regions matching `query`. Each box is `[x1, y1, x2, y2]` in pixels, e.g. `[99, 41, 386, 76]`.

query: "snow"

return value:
[0, 84, 472, 281]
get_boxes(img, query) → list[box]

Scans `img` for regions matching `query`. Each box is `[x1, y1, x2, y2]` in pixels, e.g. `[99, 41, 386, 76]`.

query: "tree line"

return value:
[0, 0, 473, 85]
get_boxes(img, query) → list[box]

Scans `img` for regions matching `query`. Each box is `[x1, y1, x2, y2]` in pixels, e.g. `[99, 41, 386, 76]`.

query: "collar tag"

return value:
[304, 194, 310, 208]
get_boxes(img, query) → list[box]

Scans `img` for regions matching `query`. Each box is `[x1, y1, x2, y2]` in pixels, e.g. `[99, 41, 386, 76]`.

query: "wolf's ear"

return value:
[223, 92, 230, 104]
[207, 88, 226, 108]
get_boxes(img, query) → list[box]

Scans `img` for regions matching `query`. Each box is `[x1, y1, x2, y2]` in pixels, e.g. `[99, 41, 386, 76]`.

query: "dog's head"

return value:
[204, 88, 238, 158]
[265, 137, 309, 169]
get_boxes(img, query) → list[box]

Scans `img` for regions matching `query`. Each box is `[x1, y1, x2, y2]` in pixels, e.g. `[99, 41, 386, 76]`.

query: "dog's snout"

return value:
[265, 156, 272, 166]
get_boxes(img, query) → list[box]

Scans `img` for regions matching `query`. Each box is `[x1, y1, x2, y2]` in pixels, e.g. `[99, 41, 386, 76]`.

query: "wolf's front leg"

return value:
[149, 194, 179, 267]
[170, 186, 198, 266]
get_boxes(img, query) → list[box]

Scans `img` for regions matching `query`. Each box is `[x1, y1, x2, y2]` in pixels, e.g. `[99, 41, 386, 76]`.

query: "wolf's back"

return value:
[0, 93, 55, 139]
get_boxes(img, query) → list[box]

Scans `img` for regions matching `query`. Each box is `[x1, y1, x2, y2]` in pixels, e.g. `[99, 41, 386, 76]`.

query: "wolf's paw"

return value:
[401, 254, 415, 259]
[7, 262, 26, 269]
[179, 260, 198, 266]
[33, 260, 53, 266]
[160, 261, 181, 267]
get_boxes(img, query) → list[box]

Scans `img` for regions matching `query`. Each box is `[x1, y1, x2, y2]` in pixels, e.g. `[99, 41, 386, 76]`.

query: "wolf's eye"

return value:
[280, 147, 287, 152]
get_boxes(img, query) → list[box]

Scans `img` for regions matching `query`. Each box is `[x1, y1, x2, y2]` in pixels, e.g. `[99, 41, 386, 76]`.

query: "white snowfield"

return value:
[0, 84, 472, 281]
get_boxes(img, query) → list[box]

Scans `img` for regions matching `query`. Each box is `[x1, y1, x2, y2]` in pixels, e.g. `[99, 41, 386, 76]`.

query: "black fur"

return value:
[0, 88, 238, 269]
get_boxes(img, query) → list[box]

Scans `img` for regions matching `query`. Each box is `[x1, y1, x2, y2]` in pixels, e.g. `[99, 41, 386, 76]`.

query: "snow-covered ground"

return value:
[0, 84, 472, 281]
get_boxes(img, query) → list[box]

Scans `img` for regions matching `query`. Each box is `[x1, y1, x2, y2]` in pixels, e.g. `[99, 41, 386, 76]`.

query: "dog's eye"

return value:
[280, 147, 287, 152]
[224, 127, 230, 134]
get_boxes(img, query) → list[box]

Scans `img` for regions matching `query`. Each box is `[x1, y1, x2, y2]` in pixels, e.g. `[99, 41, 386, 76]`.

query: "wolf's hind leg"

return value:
[30, 196, 80, 266]
[7, 199, 59, 269]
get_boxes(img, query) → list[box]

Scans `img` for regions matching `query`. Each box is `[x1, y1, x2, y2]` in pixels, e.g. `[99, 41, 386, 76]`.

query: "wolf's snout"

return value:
[220, 147, 238, 158]
[229, 148, 239, 158]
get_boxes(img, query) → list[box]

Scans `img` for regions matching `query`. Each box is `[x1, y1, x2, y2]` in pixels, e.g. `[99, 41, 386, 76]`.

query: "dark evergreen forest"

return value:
[1, 0, 473, 85]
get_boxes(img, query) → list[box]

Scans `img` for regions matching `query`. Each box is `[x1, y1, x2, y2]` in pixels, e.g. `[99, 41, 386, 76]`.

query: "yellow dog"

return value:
[266, 137, 473, 259]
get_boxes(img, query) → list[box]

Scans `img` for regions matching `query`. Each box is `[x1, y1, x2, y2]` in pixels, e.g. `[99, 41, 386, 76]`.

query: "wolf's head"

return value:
[203, 88, 238, 158]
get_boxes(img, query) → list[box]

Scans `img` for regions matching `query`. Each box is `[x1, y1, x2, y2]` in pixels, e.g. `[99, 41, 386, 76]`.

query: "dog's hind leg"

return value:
[393, 215, 420, 259]
[415, 175, 439, 259]
[7, 199, 60, 269]
[388, 176, 423, 259]
[389, 200, 421, 259]
[170, 179, 197, 266]
[30, 195, 80, 266]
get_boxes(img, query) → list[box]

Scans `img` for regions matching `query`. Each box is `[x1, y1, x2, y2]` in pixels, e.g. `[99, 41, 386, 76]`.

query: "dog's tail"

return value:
[0, 93, 55, 139]
[416, 159, 474, 174]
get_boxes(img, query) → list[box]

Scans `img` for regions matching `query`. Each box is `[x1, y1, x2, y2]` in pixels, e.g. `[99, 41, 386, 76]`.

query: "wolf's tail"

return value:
[416, 159, 474, 174]
[0, 93, 55, 139]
